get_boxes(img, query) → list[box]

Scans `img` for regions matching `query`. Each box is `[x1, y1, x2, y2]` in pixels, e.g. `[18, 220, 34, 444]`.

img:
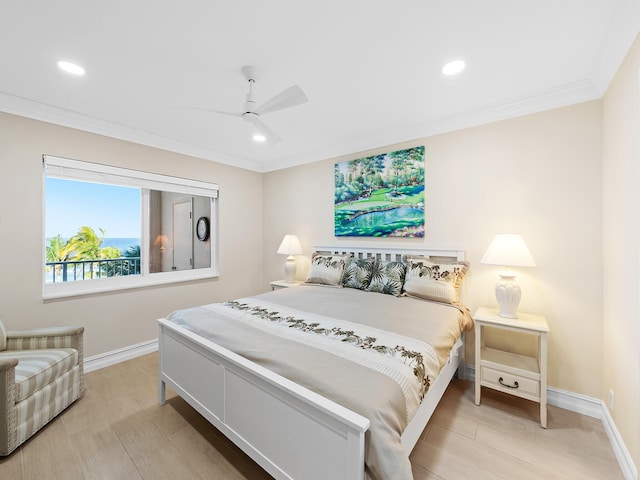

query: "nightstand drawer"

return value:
[481, 366, 540, 398]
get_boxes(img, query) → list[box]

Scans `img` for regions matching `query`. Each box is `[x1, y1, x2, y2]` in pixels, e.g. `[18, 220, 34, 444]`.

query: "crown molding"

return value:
[590, 0, 640, 95]
[0, 91, 263, 172]
[263, 79, 601, 172]
[0, 73, 615, 175]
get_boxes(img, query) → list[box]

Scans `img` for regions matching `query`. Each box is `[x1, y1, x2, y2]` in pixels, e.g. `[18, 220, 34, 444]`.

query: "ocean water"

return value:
[101, 237, 140, 253]
[45, 237, 140, 254]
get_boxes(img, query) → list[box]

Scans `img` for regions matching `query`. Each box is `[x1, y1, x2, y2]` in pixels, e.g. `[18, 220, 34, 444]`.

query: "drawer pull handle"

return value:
[498, 377, 519, 389]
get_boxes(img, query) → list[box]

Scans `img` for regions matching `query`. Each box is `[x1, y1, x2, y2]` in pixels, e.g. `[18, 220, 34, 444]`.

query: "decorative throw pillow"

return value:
[403, 255, 469, 304]
[366, 260, 406, 297]
[305, 253, 350, 286]
[0, 318, 6, 351]
[342, 257, 375, 290]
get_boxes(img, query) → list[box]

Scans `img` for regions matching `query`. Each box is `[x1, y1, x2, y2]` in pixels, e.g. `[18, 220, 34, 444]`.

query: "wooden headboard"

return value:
[313, 245, 465, 263]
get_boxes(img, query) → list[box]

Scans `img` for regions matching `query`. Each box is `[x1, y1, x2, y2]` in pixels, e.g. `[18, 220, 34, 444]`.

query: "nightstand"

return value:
[473, 307, 549, 428]
[270, 279, 303, 290]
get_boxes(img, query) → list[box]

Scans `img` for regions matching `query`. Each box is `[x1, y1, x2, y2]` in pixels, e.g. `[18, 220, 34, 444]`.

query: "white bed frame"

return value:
[158, 246, 466, 480]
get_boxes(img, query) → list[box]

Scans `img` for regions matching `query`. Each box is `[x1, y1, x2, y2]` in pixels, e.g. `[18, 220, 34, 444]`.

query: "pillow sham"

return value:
[366, 260, 406, 297]
[403, 255, 469, 304]
[305, 253, 350, 286]
[341, 257, 375, 290]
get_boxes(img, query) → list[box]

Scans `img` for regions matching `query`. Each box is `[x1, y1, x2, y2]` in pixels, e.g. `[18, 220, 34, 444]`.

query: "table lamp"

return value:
[480, 234, 536, 319]
[277, 234, 303, 283]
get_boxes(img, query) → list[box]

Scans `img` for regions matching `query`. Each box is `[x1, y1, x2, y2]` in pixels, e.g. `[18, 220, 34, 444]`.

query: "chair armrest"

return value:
[0, 357, 19, 373]
[6, 326, 85, 396]
[0, 357, 17, 454]
[6, 326, 84, 360]
[7, 326, 84, 340]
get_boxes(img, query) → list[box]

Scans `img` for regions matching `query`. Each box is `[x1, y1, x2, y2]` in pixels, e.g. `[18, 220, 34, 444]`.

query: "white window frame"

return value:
[43, 155, 219, 299]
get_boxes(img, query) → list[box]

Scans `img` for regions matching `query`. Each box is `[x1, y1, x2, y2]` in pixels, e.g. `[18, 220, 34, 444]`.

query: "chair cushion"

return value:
[0, 348, 78, 403]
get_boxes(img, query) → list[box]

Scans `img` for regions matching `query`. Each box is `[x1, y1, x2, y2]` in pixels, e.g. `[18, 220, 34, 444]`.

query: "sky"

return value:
[45, 177, 141, 238]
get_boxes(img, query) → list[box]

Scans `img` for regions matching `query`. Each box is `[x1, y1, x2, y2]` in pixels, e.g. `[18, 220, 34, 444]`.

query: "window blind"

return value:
[43, 155, 219, 198]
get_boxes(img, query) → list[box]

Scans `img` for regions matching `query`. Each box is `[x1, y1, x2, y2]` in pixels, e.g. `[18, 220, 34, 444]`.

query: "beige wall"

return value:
[264, 101, 604, 399]
[603, 34, 640, 468]
[0, 112, 264, 358]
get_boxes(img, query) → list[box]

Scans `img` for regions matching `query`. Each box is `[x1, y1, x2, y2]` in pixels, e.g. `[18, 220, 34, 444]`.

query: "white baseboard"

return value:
[546, 385, 604, 419]
[465, 366, 637, 480]
[84, 338, 158, 373]
[600, 401, 638, 480]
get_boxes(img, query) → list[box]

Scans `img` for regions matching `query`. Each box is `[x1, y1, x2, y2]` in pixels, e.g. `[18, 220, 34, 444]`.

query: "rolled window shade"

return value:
[44, 155, 219, 198]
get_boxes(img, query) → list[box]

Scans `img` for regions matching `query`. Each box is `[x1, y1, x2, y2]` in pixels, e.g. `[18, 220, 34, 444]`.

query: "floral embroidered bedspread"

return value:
[205, 297, 440, 421]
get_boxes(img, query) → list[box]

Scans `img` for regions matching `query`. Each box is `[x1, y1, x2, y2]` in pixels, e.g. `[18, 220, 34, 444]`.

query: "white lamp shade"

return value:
[480, 234, 536, 268]
[481, 234, 535, 319]
[277, 234, 303, 256]
[277, 234, 303, 283]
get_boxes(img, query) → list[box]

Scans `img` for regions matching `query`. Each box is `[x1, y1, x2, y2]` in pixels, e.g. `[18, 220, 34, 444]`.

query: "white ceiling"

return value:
[1, 1, 639, 172]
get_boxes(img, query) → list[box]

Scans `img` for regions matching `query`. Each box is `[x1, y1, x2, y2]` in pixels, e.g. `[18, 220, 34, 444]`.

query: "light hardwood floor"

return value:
[0, 353, 624, 479]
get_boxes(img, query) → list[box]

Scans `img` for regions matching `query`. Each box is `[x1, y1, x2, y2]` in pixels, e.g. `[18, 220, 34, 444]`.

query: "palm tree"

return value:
[124, 244, 141, 258]
[46, 235, 74, 281]
[47, 227, 142, 281]
[98, 245, 121, 278]
[46, 235, 69, 263]
[66, 226, 105, 259]
[66, 226, 121, 278]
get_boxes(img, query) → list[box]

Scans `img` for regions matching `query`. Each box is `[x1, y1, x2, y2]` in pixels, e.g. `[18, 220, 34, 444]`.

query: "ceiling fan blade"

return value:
[255, 85, 308, 116]
[170, 106, 241, 117]
[244, 114, 282, 144]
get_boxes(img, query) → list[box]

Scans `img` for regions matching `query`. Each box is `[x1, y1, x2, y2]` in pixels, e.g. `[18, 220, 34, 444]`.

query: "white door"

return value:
[172, 201, 193, 270]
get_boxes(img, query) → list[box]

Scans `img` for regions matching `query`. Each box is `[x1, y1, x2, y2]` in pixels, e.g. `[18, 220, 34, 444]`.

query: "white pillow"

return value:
[305, 253, 350, 286]
[403, 256, 469, 304]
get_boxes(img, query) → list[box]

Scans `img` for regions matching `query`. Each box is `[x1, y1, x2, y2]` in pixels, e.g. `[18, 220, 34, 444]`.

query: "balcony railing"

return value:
[46, 257, 141, 283]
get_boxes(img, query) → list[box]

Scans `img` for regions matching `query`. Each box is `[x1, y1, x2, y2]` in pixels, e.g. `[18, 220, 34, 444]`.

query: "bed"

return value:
[158, 246, 472, 480]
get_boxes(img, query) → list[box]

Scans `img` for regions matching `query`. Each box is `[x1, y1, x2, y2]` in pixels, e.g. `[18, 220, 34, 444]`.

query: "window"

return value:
[43, 155, 219, 299]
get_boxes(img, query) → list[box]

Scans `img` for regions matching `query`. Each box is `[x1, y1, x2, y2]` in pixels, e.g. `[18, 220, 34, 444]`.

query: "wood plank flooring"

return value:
[0, 353, 624, 479]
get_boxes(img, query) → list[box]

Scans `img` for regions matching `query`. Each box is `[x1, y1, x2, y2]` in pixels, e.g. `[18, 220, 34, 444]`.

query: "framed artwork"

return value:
[334, 146, 425, 237]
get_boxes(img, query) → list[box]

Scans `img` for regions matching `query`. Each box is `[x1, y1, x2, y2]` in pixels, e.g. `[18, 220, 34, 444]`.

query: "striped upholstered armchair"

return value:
[0, 320, 84, 456]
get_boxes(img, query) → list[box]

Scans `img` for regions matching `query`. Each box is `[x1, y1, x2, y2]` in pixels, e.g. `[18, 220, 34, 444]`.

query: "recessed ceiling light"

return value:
[442, 60, 465, 76]
[253, 133, 266, 142]
[57, 60, 85, 76]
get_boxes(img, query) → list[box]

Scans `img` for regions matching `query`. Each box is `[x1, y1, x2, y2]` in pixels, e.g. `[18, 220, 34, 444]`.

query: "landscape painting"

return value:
[334, 146, 425, 237]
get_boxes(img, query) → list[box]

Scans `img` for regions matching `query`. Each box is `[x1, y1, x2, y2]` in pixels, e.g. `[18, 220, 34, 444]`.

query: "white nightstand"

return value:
[270, 280, 303, 290]
[473, 307, 550, 428]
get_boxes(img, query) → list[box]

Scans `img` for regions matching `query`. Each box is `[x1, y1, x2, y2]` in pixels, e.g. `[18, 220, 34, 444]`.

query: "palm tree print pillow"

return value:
[366, 260, 406, 297]
[341, 257, 375, 290]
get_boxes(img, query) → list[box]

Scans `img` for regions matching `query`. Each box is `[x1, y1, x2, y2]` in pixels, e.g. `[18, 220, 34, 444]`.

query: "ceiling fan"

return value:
[180, 65, 308, 145]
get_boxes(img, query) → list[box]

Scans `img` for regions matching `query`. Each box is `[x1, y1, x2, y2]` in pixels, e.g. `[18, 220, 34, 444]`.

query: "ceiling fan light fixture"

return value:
[57, 60, 85, 76]
[442, 60, 465, 76]
[176, 65, 306, 146]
